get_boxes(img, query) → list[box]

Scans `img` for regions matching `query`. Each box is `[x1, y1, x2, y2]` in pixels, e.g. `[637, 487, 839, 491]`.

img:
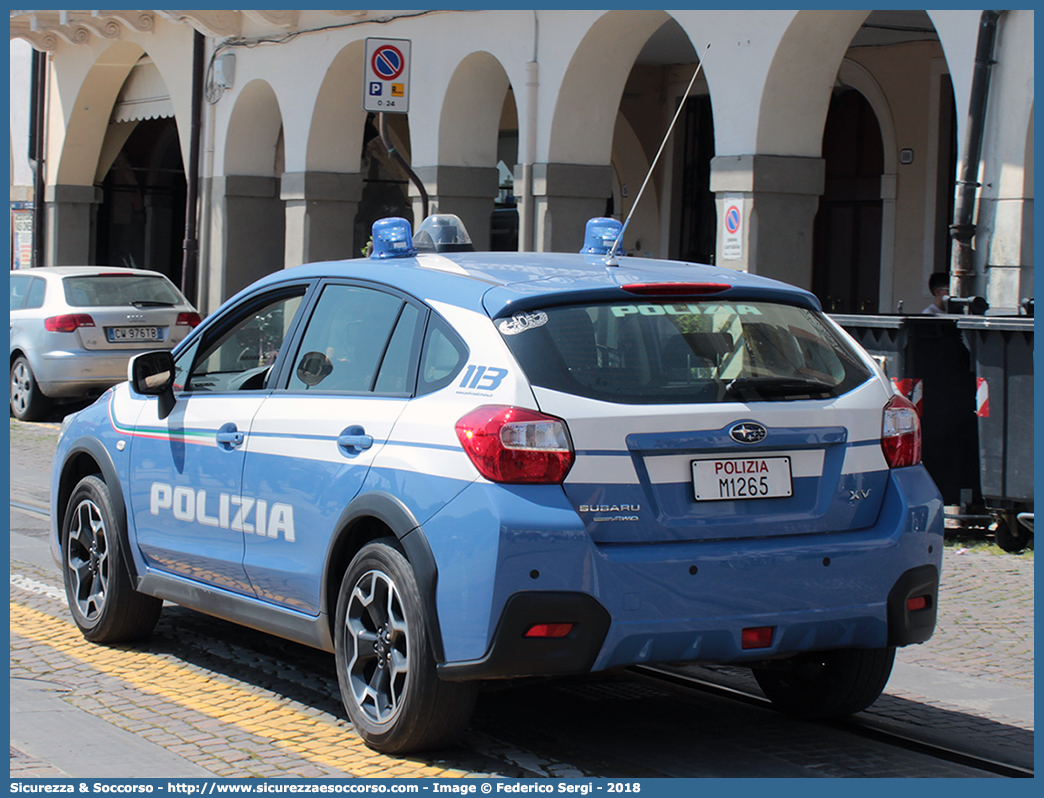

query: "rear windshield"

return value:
[498, 300, 872, 404]
[62, 274, 184, 308]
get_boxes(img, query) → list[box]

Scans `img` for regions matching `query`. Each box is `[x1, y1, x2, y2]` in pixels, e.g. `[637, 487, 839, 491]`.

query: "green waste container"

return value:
[956, 317, 1034, 550]
[830, 314, 980, 507]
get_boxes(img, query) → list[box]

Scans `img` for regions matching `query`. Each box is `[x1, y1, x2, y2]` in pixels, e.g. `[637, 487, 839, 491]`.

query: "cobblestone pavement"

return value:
[896, 547, 1034, 686]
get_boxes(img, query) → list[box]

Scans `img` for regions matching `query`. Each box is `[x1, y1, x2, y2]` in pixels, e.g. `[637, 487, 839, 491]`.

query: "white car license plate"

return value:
[692, 456, 793, 501]
[107, 326, 160, 342]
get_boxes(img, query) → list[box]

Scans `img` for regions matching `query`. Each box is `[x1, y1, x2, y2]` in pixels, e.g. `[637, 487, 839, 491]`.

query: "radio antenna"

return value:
[606, 44, 710, 266]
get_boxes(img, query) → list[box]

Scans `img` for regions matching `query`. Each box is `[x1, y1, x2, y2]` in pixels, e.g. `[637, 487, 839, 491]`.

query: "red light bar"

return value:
[621, 283, 730, 296]
[906, 596, 929, 612]
[741, 626, 774, 649]
[523, 623, 573, 639]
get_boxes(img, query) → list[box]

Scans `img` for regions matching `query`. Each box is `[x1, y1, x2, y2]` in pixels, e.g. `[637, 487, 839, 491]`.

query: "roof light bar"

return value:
[370, 217, 417, 260]
[581, 217, 625, 256]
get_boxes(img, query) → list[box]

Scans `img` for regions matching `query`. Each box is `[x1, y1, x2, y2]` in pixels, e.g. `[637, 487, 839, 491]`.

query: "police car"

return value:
[50, 215, 942, 753]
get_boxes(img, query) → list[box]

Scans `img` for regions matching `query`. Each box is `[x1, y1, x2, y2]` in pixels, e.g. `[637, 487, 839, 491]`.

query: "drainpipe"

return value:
[379, 112, 428, 221]
[949, 10, 1003, 298]
[181, 31, 205, 302]
[520, 59, 538, 251]
[28, 48, 47, 269]
[519, 11, 539, 252]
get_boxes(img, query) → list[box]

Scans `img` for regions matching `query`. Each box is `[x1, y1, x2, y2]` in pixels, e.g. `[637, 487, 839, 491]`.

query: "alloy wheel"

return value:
[66, 498, 110, 621]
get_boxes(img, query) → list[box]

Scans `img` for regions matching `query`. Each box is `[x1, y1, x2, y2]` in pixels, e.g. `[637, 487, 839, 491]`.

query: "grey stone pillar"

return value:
[281, 172, 365, 266]
[209, 176, 285, 305]
[527, 163, 614, 253]
[44, 184, 101, 266]
[710, 155, 825, 288]
[409, 166, 500, 251]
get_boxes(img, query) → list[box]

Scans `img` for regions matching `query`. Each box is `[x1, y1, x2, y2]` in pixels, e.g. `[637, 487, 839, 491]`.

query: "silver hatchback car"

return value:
[10, 266, 200, 420]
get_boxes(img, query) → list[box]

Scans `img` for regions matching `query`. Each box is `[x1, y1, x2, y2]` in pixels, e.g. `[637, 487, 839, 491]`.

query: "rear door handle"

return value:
[216, 422, 245, 450]
[337, 425, 373, 455]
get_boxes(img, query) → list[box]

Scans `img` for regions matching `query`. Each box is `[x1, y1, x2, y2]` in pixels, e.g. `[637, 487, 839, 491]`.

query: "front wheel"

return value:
[753, 646, 895, 719]
[334, 539, 476, 753]
[62, 475, 162, 642]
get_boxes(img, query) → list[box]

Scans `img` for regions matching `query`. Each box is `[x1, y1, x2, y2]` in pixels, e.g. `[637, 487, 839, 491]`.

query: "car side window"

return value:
[10, 275, 30, 310]
[287, 284, 414, 394]
[177, 289, 306, 393]
[417, 315, 468, 395]
[25, 278, 46, 309]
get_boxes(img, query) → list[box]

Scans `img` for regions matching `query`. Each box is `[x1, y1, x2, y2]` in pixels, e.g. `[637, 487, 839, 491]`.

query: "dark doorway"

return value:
[676, 95, 716, 264]
[95, 117, 186, 284]
[812, 88, 884, 313]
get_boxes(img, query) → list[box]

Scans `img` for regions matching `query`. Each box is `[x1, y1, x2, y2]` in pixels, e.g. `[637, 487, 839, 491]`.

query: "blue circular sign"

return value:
[371, 45, 405, 80]
[725, 206, 741, 235]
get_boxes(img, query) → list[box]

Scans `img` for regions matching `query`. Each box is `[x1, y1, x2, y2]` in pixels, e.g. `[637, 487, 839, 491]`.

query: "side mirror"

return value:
[129, 351, 176, 419]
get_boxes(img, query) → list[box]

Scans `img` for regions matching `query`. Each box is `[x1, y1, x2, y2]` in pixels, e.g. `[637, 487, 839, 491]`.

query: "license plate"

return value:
[692, 456, 793, 501]
[107, 326, 160, 342]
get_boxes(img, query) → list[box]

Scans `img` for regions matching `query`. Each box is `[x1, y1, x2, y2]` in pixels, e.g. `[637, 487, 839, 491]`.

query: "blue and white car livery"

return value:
[51, 215, 942, 754]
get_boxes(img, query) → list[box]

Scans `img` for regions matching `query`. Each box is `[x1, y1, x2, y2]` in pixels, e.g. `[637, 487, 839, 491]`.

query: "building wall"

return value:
[10, 9, 1034, 316]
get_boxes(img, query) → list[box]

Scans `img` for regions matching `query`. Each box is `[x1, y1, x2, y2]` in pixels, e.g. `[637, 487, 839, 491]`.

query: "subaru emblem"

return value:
[729, 422, 767, 444]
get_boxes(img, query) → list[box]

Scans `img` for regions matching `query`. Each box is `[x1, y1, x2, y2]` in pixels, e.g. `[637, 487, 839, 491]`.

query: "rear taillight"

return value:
[882, 393, 922, 468]
[455, 405, 574, 484]
[44, 313, 95, 332]
[621, 283, 730, 296]
[176, 311, 202, 327]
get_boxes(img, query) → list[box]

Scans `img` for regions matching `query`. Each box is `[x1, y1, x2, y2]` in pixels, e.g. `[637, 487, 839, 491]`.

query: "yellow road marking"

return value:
[10, 601, 466, 778]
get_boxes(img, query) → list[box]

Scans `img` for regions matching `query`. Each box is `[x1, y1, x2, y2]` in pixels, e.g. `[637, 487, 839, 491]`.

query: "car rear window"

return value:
[498, 300, 872, 404]
[62, 273, 184, 308]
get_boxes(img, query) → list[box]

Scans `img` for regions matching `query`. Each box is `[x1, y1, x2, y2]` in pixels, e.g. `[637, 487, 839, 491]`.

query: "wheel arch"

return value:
[56, 439, 138, 580]
[323, 492, 445, 662]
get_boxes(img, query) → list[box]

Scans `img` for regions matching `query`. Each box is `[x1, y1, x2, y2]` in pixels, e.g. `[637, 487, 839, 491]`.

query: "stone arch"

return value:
[438, 51, 511, 167]
[307, 40, 368, 173]
[547, 9, 671, 165]
[53, 41, 145, 187]
[217, 78, 285, 301]
[756, 10, 870, 156]
[225, 79, 284, 177]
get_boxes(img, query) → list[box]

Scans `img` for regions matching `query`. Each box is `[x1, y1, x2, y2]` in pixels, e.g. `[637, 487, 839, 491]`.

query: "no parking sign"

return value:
[722, 201, 743, 261]
[364, 38, 411, 113]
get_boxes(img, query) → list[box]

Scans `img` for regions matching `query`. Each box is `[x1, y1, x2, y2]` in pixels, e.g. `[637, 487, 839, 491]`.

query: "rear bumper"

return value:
[33, 349, 134, 398]
[429, 465, 944, 680]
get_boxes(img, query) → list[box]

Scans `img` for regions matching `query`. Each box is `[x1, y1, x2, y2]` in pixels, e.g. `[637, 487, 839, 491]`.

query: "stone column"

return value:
[281, 172, 365, 266]
[710, 155, 825, 289]
[44, 184, 101, 266]
[207, 176, 285, 308]
[526, 163, 614, 253]
[409, 166, 500, 251]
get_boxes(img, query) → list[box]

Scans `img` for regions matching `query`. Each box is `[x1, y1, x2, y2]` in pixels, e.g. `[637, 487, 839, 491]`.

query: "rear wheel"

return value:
[753, 646, 895, 719]
[334, 539, 476, 753]
[10, 355, 50, 421]
[62, 475, 162, 642]
[993, 513, 1031, 553]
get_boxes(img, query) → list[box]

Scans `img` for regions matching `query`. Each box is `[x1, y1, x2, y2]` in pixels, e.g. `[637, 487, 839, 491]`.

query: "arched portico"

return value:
[46, 42, 144, 265]
[414, 51, 514, 249]
[211, 79, 286, 306]
[281, 41, 369, 266]
[533, 10, 673, 252]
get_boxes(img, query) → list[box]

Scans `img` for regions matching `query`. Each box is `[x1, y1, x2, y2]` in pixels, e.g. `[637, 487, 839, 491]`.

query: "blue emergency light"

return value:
[581, 217, 625, 256]
[371, 217, 417, 259]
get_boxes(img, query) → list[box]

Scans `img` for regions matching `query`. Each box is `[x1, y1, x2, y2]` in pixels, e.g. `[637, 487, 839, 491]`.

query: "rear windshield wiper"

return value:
[723, 377, 836, 400]
[131, 300, 176, 308]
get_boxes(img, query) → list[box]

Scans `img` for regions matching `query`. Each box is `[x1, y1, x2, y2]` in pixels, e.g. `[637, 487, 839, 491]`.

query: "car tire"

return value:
[10, 355, 51, 421]
[335, 538, 476, 753]
[62, 475, 162, 642]
[993, 513, 1031, 553]
[752, 646, 895, 719]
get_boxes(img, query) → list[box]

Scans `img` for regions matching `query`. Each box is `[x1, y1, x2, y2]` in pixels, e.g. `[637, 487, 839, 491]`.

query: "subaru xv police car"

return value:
[51, 215, 942, 754]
